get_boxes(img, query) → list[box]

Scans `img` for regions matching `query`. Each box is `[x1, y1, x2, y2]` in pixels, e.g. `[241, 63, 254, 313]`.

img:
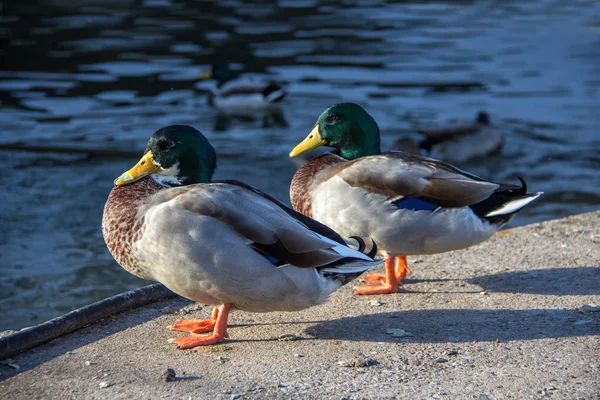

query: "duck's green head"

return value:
[289, 102, 381, 160]
[198, 63, 236, 86]
[114, 125, 217, 187]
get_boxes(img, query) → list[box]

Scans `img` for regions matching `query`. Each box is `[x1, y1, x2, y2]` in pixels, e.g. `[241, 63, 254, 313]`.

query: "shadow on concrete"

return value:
[468, 267, 600, 295]
[303, 308, 599, 343]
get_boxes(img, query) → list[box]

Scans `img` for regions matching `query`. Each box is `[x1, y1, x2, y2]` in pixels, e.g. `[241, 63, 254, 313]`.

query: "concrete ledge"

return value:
[1, 211, 599, 399]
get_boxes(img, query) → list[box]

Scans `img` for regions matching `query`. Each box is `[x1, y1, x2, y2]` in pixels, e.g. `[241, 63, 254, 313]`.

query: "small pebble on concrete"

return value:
[386, 328, 414, 338]
[164, 368, 177, 382]
[338, 356, 379, 368]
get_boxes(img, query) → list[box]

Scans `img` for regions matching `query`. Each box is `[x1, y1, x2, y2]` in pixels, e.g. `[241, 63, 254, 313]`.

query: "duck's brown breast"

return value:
[290, 153, 345, 218]
[102, 178, 163, 280]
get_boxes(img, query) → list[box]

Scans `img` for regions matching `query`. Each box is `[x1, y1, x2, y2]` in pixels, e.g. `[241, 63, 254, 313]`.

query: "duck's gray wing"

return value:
[171, 183, 373, 269]
[215, 179, 346, 245]
[335, 152, 505, 207]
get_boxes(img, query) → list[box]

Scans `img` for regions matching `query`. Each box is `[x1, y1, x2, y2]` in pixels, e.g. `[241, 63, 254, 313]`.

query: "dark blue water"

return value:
[1, 0, 599, 330]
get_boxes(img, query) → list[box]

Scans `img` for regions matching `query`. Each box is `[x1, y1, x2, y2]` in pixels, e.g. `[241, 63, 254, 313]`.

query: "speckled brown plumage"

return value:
[102, 177, 164, 280]
[290, 153, 345, 218]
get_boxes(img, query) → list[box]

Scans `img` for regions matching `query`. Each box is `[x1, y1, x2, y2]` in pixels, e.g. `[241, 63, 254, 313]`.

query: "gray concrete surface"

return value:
[1, 211, 599, 399]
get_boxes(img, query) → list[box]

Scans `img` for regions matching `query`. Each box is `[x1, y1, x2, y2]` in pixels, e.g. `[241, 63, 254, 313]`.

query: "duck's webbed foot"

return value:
[354, 256, 411, 295]
[167, 304, 231, 349]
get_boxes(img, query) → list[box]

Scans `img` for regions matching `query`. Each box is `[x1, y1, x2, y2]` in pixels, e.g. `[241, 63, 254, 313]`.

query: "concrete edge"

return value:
[0, 283, 177, 361]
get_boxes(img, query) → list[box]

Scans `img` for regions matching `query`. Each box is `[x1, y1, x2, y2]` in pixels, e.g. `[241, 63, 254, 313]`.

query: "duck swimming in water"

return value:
[391, 111, 504, 164]
[198, 63, 287, 111]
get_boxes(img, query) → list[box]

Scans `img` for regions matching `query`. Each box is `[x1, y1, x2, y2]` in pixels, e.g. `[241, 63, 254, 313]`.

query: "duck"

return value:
[289, 103, 542, 295]
[197, 63, 287, 111]
[102, 125, 381, 349]
[391, 112, 505, 164]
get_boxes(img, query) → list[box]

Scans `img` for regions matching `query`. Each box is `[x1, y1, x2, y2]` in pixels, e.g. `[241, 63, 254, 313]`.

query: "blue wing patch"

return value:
[252, 246, 285, 266]
[263, 254, 283, 266]
[393, 197, 438, 211]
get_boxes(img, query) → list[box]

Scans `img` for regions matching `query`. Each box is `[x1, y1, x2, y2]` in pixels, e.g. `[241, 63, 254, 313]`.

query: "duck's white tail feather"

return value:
[316, 233, 383, 272]
[485, 192, 543, 217]
[319, 260, 380, 275]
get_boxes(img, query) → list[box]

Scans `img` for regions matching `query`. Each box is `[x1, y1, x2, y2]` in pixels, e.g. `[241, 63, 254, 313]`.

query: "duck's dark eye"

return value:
[326, 114, 340, 124]
[165, 139, 176, 148]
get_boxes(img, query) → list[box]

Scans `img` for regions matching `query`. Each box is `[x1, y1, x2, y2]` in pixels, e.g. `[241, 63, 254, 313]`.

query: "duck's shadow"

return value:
[304, 266, 600, 343]
[467, 266, 600, 295]
[229, 267, 600, 344]
[303, 307, 598, 344]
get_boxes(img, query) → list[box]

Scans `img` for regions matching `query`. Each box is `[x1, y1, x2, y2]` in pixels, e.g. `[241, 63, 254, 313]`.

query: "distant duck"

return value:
[197, 63, 287, 111]
[391, 112, 504, 164]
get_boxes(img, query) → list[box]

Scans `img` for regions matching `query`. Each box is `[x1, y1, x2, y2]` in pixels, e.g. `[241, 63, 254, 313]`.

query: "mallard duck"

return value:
[197, 63, 287, 110]
[102, 125, 380, 349]
[391, 111, 504, 164]
[289, 103, 542, 295]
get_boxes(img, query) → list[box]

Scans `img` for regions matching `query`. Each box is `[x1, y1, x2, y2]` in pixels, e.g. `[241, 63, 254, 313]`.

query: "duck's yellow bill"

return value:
[289, 125, 327, 157]
[114, 151, 161, 186]
[197, 68, 213, 79]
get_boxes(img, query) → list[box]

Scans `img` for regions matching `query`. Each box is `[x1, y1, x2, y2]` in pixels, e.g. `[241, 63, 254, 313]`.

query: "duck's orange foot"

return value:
[360, 273, 386, 283]
[168, 332, 227, 349]
[168, 307, 219, 333]
[358, 256, 411, 289]
[354, 258, 399, 295]
[168, 304, 231, 349]
[168, 319, 216, 334]
[354, 282, 399, 295]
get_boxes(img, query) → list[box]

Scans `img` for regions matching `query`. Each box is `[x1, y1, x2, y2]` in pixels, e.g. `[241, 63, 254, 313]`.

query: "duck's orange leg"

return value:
[168, 304, 231, 349]
[394, 256, 412, 282]
[168, 307, 220, 333]
[360, 272, 386, 283]
[354, 256, 412, 295]
[358, 256, 412, 283]
[354, 258, 399, 295]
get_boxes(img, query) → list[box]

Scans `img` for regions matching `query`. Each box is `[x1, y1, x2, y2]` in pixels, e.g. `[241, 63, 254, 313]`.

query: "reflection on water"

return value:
[1, 0, 599, 330]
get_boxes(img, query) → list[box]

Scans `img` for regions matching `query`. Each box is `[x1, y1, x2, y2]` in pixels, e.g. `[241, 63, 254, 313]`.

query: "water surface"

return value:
[1, 0, 599, 330]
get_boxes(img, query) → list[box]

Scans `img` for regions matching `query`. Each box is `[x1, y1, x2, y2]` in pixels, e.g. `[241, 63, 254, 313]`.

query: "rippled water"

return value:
[1, 0, 599, 330]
